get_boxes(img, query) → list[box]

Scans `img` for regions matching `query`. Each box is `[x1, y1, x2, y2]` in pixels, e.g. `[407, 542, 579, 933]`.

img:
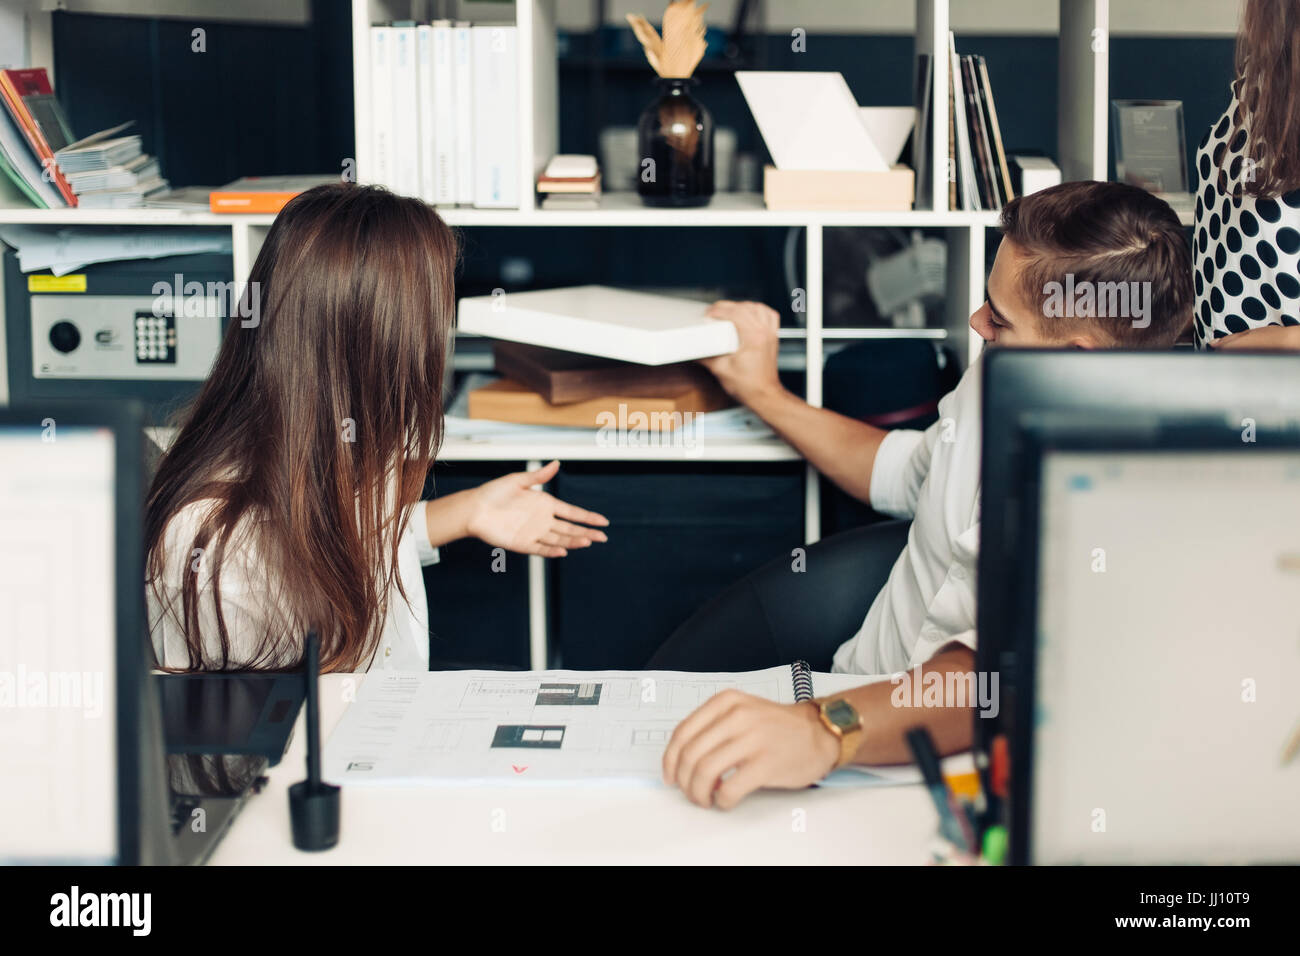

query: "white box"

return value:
[471, 25, 519, 208]
[391, 25, 420, 197]
[368, 26, 395, 188]
[457, 285, 740, 366]
[431, 20, 457, 205]
[1011, 155, 1062, 196]
[452, 23, 476, 205]
[416, 24, 436, 202]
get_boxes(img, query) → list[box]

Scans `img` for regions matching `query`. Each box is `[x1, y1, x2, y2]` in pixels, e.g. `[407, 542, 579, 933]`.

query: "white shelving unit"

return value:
[0, 0, 1114, 667]
[345, 0, 1112, 665]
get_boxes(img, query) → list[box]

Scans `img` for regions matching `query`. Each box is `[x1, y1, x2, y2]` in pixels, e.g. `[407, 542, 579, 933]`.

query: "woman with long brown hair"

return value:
[146, 183, 608, 673]
[1196, 0, 1300, 350]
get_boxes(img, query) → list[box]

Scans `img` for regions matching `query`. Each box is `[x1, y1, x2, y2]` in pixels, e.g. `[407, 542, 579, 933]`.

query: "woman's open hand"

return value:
[466, 460, 609, 557]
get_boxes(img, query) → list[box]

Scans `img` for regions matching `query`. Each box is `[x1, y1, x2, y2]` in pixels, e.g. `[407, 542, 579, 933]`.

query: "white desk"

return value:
[209, 675, 938, 865]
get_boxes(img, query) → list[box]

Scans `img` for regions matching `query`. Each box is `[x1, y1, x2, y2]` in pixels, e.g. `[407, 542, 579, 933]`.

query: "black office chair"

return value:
[646, 519, 911, 672]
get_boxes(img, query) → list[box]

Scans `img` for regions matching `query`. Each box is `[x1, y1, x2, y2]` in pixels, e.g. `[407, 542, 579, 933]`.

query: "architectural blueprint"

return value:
[322, 666, 913, 786]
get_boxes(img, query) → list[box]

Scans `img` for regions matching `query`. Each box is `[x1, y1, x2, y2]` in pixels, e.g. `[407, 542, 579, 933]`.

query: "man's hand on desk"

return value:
[662, 690, 839, 809]
[700, 300, 786, 405]
[662, 647, 979, 808]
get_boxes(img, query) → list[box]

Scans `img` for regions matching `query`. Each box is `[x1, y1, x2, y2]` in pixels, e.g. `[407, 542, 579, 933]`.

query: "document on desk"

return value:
[323, 667, 922, 787]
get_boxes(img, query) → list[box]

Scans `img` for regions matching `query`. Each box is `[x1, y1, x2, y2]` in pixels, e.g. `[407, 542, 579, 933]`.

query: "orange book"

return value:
[209, 174, 338, 213]
[0, 68, 77, 206]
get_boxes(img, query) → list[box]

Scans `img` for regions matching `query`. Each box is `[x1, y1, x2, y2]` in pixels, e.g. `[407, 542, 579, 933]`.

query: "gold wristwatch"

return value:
[815, 697, 865, 769]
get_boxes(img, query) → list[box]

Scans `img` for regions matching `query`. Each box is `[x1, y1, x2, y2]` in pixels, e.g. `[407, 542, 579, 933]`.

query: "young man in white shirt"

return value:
[660, 180, 1195, 808]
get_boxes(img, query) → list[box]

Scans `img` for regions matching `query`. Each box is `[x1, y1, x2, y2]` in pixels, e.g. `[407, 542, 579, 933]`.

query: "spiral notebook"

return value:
[323, 665, 928, 787]
[791, 659, 815, 702]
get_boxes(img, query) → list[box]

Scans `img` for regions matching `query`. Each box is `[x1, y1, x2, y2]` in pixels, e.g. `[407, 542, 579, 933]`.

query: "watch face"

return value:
[826, 699, 858, 730]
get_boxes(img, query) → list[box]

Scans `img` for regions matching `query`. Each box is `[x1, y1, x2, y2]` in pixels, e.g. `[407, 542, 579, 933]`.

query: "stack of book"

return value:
[369, 19, 517, 209]
[469, 341, 732, 430]
[0, 66, 167, 209]
[946, 33, 1014, 212]
[537, 155, 601, 211]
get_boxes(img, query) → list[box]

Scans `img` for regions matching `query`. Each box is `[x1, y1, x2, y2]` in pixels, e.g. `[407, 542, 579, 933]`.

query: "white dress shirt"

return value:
[831, 357, 982, 675]
[148, 499, 439, 671]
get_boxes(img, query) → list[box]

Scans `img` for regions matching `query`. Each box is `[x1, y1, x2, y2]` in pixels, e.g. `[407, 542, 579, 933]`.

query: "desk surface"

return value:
[209, 675, 938, 865]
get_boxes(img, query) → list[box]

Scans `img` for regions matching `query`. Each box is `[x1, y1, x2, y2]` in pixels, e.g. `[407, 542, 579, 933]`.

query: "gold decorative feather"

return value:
[625, 14, 664, 76]
[627, 1, 709, 79]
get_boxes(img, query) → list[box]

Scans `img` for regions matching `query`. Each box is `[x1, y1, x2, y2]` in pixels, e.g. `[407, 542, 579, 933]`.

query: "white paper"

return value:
[324, 667, 915, 788]
[736, 71, 888, 172]
[857, 107, 916, 166]
[0, 225, 232, 275]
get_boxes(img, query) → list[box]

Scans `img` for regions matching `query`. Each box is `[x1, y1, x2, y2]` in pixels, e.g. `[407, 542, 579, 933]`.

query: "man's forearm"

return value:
[823, 646, 977, 765]
[742, 384, 890, 505]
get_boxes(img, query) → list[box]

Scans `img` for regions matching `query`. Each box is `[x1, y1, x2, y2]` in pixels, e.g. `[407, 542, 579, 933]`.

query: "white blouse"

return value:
[148, 499, 440, 672]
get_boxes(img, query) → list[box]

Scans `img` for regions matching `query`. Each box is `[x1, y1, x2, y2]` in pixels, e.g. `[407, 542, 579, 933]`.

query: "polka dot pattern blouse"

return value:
[1193, 84, 1300, 348]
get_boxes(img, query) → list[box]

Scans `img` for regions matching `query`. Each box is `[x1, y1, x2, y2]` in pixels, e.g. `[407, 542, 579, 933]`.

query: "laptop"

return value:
[0, 401, 265, 865]
[1006, 416, 1300, 863]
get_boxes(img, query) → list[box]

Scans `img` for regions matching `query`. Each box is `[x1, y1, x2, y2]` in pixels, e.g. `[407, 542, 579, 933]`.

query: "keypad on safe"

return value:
[135, 312, 177, 364]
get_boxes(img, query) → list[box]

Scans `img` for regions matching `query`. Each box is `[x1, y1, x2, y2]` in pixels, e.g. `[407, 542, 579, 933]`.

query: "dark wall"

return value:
[51, 2, 353, 187]
[1109, 36, 1237, 187]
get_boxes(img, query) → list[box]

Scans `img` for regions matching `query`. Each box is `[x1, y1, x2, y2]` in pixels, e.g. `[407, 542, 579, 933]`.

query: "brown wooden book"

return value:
[491, 340, 720, 405]
[468, 378, 732, 430]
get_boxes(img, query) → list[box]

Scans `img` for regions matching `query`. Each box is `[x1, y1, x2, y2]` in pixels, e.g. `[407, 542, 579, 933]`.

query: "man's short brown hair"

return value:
[999, 180, 1193, 346]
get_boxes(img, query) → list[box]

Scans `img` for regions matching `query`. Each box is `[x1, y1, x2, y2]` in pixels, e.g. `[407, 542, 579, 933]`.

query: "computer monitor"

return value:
[1006, 419, 1300, 863]
[977, 350, 1300, 775]
[0, 401, 166, 864]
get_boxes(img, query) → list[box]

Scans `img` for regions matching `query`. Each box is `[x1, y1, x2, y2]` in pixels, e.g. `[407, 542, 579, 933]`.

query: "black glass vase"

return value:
[636, 78, 714, 207]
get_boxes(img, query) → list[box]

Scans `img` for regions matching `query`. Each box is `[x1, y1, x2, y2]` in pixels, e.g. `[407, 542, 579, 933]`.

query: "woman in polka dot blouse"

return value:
[1195, 0, 1300, 351]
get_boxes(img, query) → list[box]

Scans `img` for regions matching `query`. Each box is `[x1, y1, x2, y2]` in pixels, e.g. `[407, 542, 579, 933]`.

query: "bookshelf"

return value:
[0, 0, 1119, 666]
[342, 0, 1115, 665]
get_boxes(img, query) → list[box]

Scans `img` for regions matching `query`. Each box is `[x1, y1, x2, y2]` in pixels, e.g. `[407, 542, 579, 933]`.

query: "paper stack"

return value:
[1, 69, 168, 209]
[56, 127, 169, 209]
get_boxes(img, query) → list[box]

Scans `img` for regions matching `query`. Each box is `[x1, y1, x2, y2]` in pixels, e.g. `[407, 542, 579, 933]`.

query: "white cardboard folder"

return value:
[736, 71, 889, 172]
[456, 285, 740, 366]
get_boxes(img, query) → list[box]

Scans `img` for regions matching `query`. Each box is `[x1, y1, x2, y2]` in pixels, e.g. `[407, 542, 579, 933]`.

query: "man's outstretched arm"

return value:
[702, 300, 891, 504]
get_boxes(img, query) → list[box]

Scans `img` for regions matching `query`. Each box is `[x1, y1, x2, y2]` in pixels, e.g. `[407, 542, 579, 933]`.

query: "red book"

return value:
[0, 68, 77, 206]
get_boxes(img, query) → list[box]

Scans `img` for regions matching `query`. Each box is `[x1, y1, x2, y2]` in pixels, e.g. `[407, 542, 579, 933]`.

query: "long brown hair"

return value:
[1234, 0, 1300, 197]
[146, 183, 457, 672]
